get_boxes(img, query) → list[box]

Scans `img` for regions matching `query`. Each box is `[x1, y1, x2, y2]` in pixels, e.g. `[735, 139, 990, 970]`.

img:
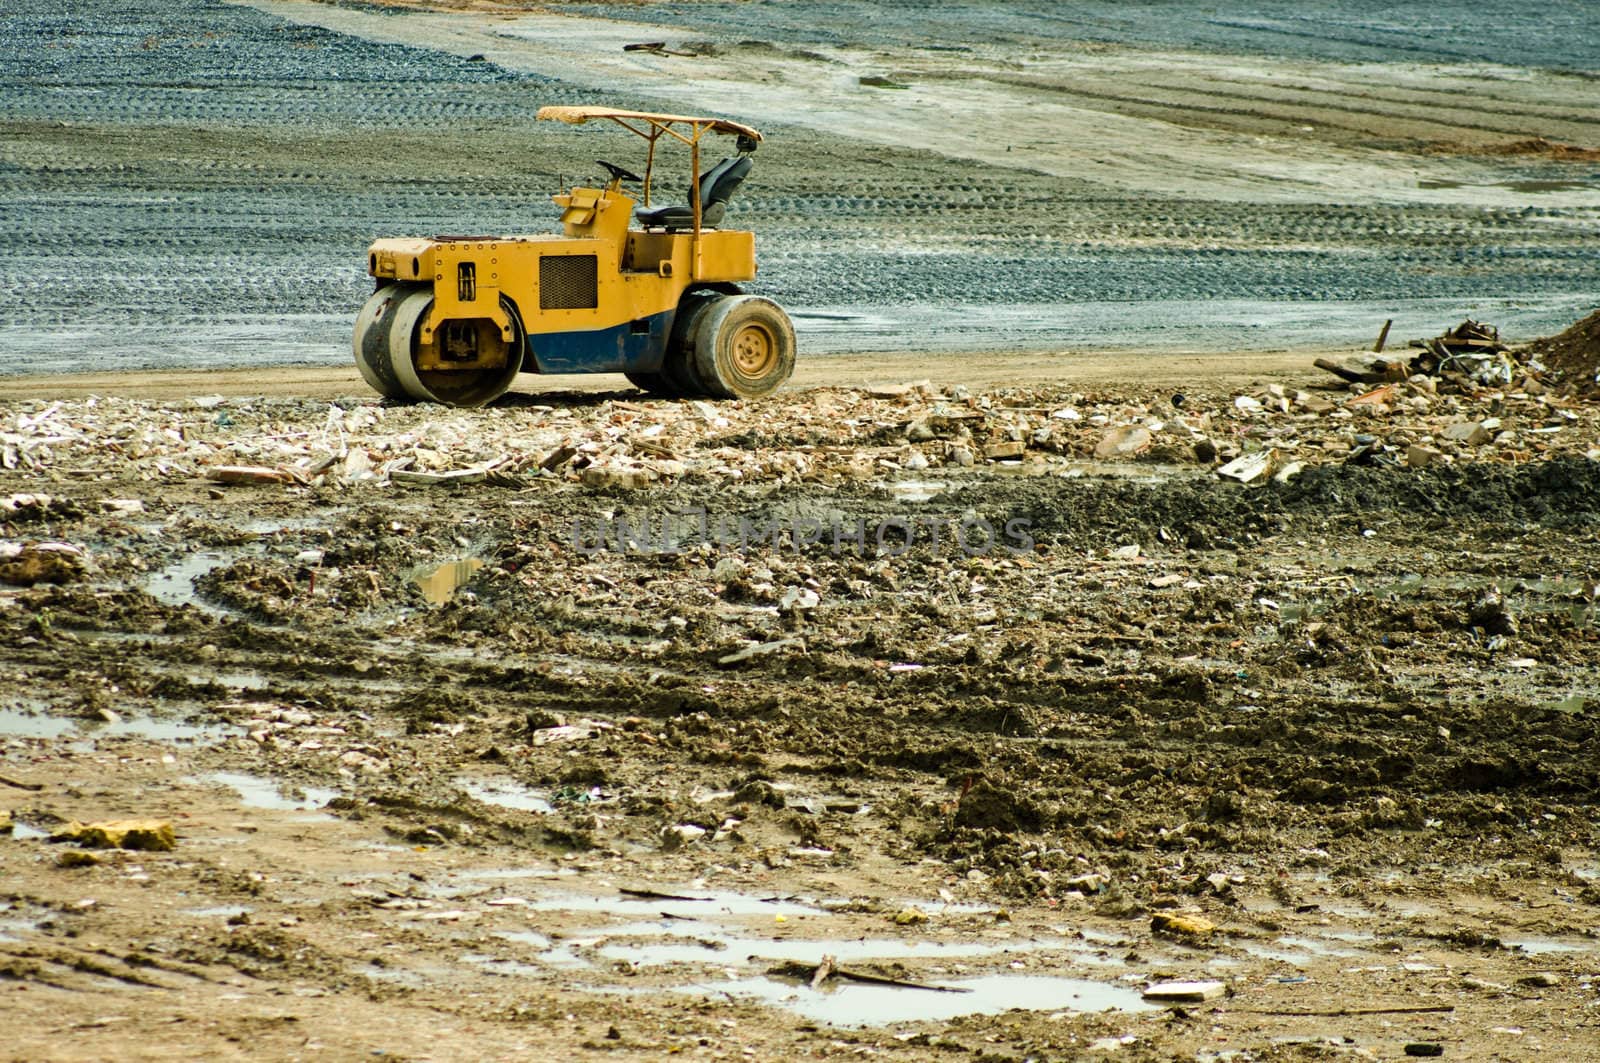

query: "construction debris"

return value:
[1318, 319, 1527, 392]
[1408, 319, 1518, 386]
[205, 465, 299, 485]
[1, 349, 1597, 514]
[1216, 450, 1277, 486]
[1142, 980, 1227, 1003]
[770, 955, 970, 993]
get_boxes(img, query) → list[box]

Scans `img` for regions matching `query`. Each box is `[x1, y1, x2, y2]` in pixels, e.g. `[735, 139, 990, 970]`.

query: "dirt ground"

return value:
[4, 1, 1600, 1060]
[5, 355, 1600, 1061]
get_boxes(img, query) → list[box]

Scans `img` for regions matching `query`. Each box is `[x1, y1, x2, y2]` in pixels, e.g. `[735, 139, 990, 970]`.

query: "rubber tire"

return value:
[690, 295, 796, 399]
[624, 370, 677, 396]
[661, 290, 722, 398]
[353, 284, 410, 400]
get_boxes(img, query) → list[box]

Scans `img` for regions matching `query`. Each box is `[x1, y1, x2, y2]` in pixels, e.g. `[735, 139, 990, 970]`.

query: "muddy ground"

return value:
[4, 0, 1600, 1059]
[3, 366, 1600, 1061]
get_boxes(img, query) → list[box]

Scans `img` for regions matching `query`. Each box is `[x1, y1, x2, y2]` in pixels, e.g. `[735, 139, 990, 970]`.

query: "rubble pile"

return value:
[1523, 307, 1600, 391]
[2, 365, 1595, 507]
[1317, 319, 1526, 390]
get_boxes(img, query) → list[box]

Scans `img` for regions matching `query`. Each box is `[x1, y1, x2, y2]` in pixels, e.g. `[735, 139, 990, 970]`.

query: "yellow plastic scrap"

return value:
[52, 819, 176, 852]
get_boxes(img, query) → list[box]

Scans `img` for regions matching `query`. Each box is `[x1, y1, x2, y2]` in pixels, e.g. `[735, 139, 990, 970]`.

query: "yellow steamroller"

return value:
[353, 106, 795, 407]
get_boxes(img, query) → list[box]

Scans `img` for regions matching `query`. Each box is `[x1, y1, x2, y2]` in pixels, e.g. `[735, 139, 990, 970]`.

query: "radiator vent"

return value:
[539, 254, 598, 310]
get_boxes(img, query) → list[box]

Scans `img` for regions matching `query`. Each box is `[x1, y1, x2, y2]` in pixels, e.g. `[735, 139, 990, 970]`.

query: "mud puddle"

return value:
[481, 883, 1151, 1027]
[1280, 571, 1599, 626]
[671, 972, 1156, 1028]
[0, 907, 48, 942]
[492, 886, 1114, 977]
[188, 770, 338, 813]
[0, 707, 76, 739]
[522, 890, 828, 919]
[0, 707, 237, 744]
[144, 551, 245, 613]
[1503, 936, 1596, 956]
[592, 928, 1046, 969]
[92, 715, 239, 743]
[786, 299, 1598, 357]
[457, 777, 554, 814]
[491, 933, 590, 970]
[1238, 934, 1367, 966]
[242, 515, 332, 536]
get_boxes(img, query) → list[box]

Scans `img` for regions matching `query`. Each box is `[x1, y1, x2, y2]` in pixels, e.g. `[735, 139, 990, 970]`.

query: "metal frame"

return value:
[536, 106, 762, 277]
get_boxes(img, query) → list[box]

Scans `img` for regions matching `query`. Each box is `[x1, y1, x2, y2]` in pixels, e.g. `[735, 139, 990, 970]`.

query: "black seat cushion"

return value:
[636, 156, 752, 230]
[635, 201, 727, 229]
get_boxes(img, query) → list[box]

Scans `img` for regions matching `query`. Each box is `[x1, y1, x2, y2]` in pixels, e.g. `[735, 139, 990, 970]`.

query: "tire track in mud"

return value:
[975, 72, 1600, 148]
[558, 0, 1600, 73]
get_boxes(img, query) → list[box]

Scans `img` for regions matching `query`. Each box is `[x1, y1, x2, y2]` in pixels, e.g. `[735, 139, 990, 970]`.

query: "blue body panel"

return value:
[522, 309, 674, 375]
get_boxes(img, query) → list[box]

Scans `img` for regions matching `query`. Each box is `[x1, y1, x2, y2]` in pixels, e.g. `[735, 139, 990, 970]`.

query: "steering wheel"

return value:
[596, 159, 643, 184]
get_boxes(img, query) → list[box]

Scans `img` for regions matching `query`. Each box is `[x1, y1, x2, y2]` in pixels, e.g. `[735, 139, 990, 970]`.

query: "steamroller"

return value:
[353, 106, 795, 407]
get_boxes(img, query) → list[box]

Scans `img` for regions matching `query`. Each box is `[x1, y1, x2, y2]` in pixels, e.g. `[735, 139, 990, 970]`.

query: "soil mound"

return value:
[1525, 308, 1600, 388]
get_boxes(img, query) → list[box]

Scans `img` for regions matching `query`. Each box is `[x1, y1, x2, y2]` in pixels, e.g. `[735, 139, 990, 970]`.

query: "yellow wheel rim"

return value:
[730, 322, 775, 377]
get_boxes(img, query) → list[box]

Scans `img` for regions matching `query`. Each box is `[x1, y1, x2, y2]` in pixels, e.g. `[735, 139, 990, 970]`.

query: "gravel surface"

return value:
[2, 0, 1597, 376]
[558, 0, 1600, 71]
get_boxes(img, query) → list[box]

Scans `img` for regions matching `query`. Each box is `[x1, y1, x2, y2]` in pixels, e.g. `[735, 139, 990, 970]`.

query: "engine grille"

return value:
[539, 254, 599, 310]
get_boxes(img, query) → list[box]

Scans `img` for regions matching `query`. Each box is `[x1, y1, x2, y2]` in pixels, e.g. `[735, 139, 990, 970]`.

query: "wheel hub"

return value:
[731, 323, 774, 376]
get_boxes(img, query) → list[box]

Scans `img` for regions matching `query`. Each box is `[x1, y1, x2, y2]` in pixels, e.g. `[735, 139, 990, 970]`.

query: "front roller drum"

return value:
[384, 288, 523, 408]
[353, 284, 409, 400]
[691, 295, 796, 400]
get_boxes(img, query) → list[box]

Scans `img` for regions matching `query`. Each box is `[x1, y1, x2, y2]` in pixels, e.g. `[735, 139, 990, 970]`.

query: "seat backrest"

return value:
[694, 156, 753, 210]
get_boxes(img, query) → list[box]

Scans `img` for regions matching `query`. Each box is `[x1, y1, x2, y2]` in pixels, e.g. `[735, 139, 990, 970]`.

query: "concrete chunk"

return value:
[1406, 444, 1444, 468]
[1094, 426, 1153, 460]
[1217, 449, 1276, 484]
[1142, 979, 1226, 1003]
[1442, 421, 1491, 446]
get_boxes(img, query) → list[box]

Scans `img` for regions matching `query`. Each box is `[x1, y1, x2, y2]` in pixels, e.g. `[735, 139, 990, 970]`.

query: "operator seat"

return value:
[635, 156, 753, 230]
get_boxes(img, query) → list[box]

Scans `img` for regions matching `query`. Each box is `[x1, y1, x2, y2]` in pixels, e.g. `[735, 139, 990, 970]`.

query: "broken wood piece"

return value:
[1313, 358, 1388, 385]
[539, 444, 578, 471]
[623, 41, 697, 57]
[618, 887, 712, 903]
[716, 637, 805, 667]
[1347, 383, 1396, 407]
[770, 957, 972, 994]
[204, 465, 295, 485]
[1239, 1004, 1454, 1017]
[389, 467, 488, 487]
